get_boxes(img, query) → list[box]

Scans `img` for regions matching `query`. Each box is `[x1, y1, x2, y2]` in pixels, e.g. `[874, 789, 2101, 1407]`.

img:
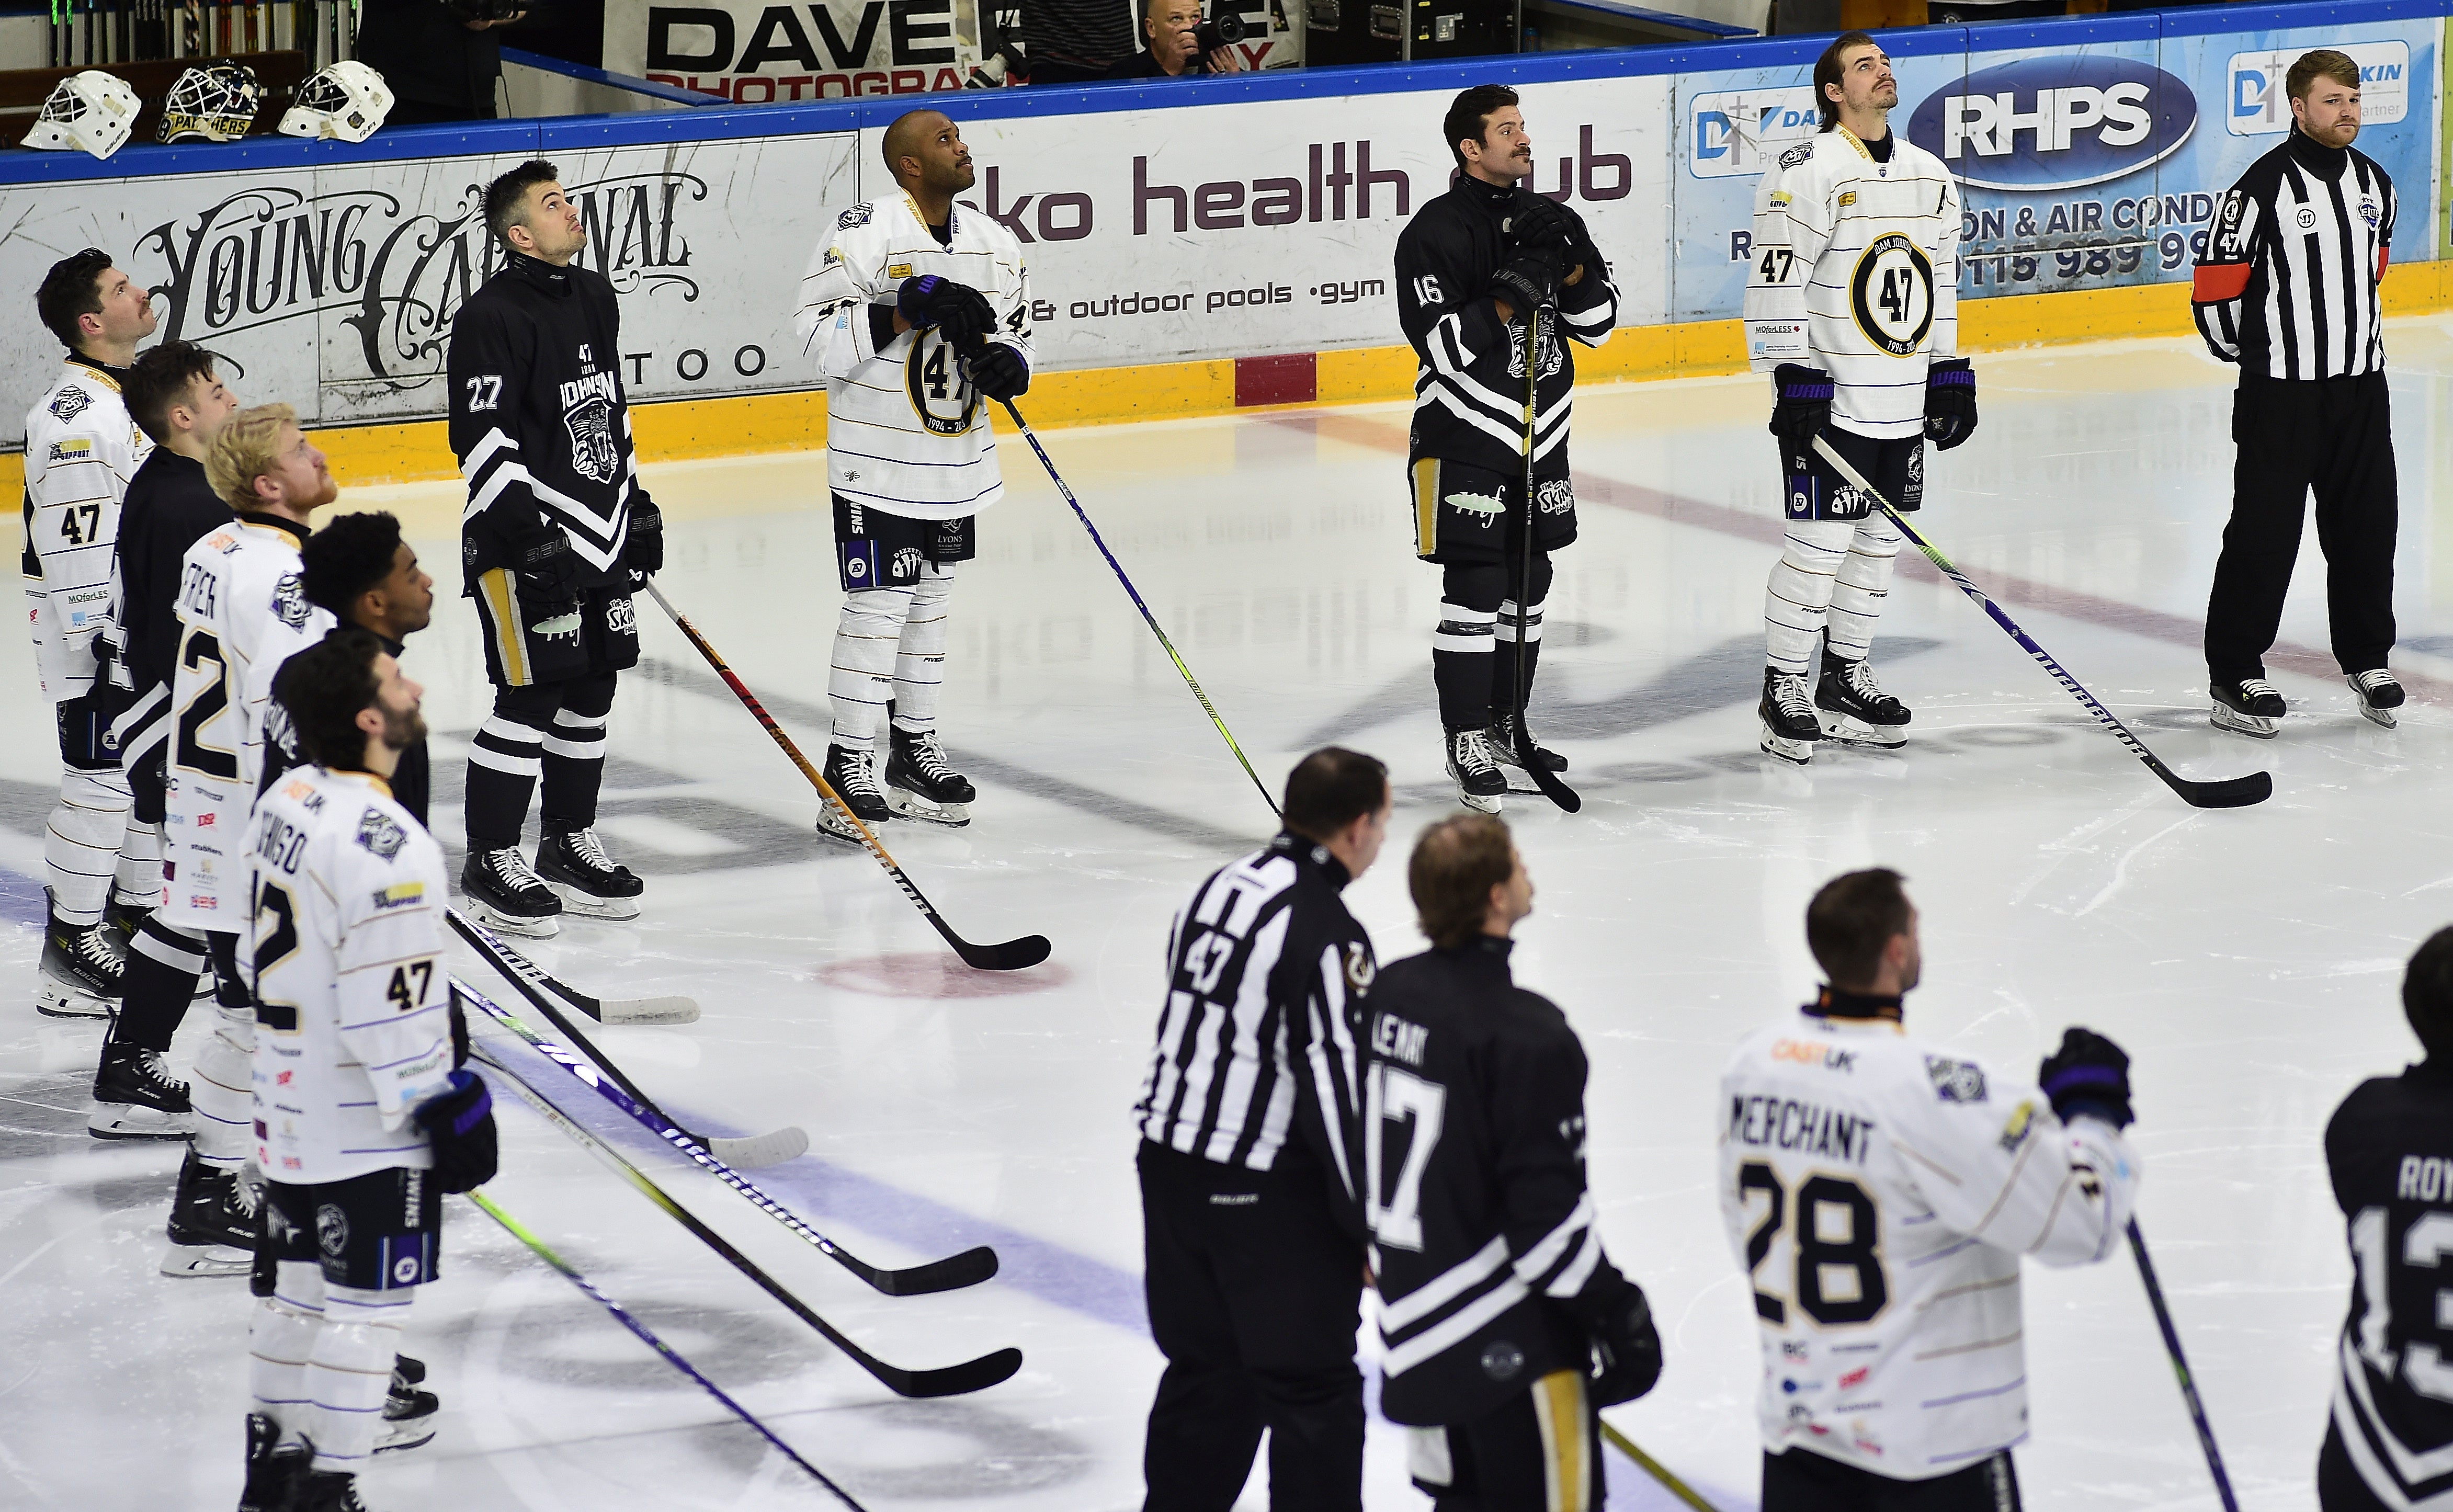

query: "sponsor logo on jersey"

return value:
[356, 806, 407, 860]
[1838, 190, 1857, 208]
[1779, 142, 1815, 169]
[281, 1155, 302, 1170]
[1770, 1038, 1856, 1072]
[1907, 56, 2196, 191]
[1997, 1099, 2037, 1153]
[282, 779, 316, 800]
[372, 881, 426, 911]
[2360, 197, 2381, 228]
[1769, 191, 1792, 207]
[189, 893, 218, 910]
[887, 262, 914, 278]
[2297, 206, 2320, 230]
[1849, 233, 1936, 357]
[606, 596, 637, 635]
[839, 203, 873, 228]
[270, 572, 314, 629]
[535, 610, 584, 642]
[317, 1203, 350, 1256]
[1537, 479, 1574, 516]
[1925, 1055, 1988, 1104]
[277, 1070, 293, 1085]
[46, 439, 89, 462]
[48, 386, 90, 421]
[891, 546, 925, 579]
[1208, 1192, 1258, 1206]
[562, 392, 621, 484]
[1781, 1339, 1810, 1361]
[2227, 42, 2406, 135]
[393, 1256, 420, 1284]
[1444, 488, 1506, 522]
[197, 812, 215, 827]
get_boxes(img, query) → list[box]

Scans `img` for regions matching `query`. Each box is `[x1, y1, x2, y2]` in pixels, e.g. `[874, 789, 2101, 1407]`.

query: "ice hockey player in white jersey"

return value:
[790, 108, 1032, 839]
[239, 626, 493, 1512]
[147, 405, 336, 1274]
[1744, 35, 1972, 766]
[22, 249, 163, 1016]
[1719, 869, 2141, 1509]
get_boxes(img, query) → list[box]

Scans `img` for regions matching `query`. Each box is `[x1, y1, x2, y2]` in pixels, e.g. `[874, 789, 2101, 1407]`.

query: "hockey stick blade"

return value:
[479, 929, 703, 1025]
[456, 973, 994, 1299]
[449, 909, 808, 1167]
[643, 581, 1053, 972]
[1810, 437, 2271, 811]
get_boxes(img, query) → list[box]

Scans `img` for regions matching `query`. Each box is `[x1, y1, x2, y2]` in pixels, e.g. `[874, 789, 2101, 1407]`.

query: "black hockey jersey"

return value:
[117, 449, 234, 700]
[1393, 177, 1618, 476]
[1362, 937, 1634, 1425]
[2325, 1060, 2453, 1506]
[447, 251, 651, 591]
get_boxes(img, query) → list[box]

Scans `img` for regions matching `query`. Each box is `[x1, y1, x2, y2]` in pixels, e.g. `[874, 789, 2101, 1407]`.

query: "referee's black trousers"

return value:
[2205, 371, 2398, 685]
[1139, 1140, 1364, 1511]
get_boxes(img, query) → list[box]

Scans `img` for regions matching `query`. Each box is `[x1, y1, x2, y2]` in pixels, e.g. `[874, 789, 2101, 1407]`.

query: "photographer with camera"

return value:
[353, 0, 526, 123]
[1104, 0, 1246, 77]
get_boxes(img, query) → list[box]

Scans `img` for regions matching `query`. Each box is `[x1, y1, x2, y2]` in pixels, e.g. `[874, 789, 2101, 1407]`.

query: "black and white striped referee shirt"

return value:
[2193, 127, 2395, 380]
[1134, 834, 1374, 1190]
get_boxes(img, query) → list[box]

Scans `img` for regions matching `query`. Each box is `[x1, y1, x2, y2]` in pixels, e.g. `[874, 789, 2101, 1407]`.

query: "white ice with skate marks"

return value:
[9, 323, 2453, 1507]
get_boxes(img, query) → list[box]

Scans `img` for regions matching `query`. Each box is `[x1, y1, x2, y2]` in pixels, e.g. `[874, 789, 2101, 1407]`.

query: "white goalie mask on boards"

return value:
[278, 61, 395, 143]
[21, 71, 141, 159]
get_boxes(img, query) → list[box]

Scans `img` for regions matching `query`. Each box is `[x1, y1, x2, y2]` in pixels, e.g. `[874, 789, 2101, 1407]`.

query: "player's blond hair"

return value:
[205, 402, 297, 510]
[2288, 49, 2360, 102]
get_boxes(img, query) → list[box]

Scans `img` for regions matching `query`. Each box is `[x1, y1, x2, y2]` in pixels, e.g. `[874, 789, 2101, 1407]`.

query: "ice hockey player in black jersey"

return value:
[1394, 86, 1618, 813]
[1365, 813, 1662, 1509]
[1132, 747, 1390, 1512]
[449, 160, 663, 936]
[2320, 926, 2453, 1508]
[300, 511, 435, 827]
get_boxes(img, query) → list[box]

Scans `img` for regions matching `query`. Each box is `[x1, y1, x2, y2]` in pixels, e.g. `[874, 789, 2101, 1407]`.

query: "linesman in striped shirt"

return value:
[2193, 49, 2403, 737]
[1132, 747, 1390, 1511]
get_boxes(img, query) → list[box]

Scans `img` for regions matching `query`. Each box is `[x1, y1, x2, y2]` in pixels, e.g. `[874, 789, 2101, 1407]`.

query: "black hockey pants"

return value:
[1137, 1140, 1364, 1512]
[1762, 1446, 2022, 1511]
[2205, 371, 2398, 685]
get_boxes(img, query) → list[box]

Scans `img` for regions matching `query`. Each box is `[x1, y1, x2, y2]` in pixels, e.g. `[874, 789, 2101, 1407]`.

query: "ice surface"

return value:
[8, 325, 2453, 1509]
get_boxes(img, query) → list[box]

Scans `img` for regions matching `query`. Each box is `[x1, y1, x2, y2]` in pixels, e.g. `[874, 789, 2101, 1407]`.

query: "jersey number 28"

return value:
[1737, 1161, 1889, 1326]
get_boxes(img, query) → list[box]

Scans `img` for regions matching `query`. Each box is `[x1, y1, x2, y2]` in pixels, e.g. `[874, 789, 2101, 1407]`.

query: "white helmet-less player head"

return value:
[277, 61, 394, 143]
[158, 63, 263, 143]
[21, 71, 141, 159]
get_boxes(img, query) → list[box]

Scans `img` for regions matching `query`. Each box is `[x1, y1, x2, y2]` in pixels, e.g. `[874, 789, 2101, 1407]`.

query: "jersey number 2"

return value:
[1738, 1162, 1888, 1326]
[174, 628, 240, 781]
[1364, 1062, 1447, 1252]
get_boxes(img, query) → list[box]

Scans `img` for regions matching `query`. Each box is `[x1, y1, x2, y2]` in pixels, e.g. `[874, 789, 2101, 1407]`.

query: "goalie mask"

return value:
[158, 63, 262, 144]
[277, 61, 394, 143]
[21, 71, 140, 159]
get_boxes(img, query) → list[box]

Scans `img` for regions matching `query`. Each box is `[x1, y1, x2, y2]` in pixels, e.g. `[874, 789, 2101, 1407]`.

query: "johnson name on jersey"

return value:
[161, 516, 333, 933]
[21, 357, 152, 701]
[1745, 129, 1962, 438]
[1719, 1005, 2139, 1477]
[789, 194, 1033, 521]
[249, 765, 452, 1184]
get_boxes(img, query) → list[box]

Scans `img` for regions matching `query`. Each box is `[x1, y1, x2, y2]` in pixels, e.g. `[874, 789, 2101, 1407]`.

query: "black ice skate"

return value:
[1814, 652, 1911, 748]
[885, 726, 975, 827]
[1759, 668, 1824, 766]
[1485, 711, 1569, 776]
[239, 1413, 311, 1512]
[376, 1385, 439, 1454]
[817, 743, 895, 845]
[535, 828, 644, 921]
[2349, 669, 2404, 730]
[37, 897, 123, 1018]
[461, 847, 563, 939]
[1445, 727, 1508, 814]
[90, 1041, 197, 1141]
[163, 1151, 260, 1278]
[2211, 678, 2286, 740]
[290, 1466, 373, 1512]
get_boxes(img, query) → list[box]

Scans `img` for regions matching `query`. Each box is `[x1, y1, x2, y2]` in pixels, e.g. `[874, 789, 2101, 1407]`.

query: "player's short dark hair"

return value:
[2288, 48, 2361, 103]
[1813, 30, 1880, 131]
[2405, 927, 2453, 1061]
[36, 248, 115, 351]
[484, 160, 561, 246]
[1807, 867, 1913, 989]
[124, 342, 223, 444]
[1410, 813, 1515, 950]
[1444, 84, 1518, 171]
[301, 511, 406, 619]
[277, 626, 386, 770]
[1281, 746, 1388, 843]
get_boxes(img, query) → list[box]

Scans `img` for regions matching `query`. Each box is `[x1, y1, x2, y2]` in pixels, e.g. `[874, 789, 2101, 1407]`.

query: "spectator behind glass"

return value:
[1024, 0, 1135, 83]
[1104, 0, 1245, 76]
[353, 0, 527, 123]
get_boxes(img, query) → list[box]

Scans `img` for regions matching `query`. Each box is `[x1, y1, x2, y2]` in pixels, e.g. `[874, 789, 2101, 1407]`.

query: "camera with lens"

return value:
[1190, 4, 1246, 54]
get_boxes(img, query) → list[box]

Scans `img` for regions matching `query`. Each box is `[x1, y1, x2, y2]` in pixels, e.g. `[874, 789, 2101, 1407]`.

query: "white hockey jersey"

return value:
[790, 192, 1033, 521]
[1745, 128, 1961, 439]
[161, 516, 333, 934]
[249, 765, 451, 1184]
[1718, 1005, 2140, 1479]
[21, 357, 151, 701]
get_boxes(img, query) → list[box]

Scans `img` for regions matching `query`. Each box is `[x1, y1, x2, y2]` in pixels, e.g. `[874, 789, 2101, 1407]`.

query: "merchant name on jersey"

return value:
[1729, 1093, 1874, 1165]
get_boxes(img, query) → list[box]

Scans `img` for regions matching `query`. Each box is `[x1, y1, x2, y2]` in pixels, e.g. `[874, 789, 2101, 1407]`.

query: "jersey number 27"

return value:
[1365, 1062, 1446, 1252]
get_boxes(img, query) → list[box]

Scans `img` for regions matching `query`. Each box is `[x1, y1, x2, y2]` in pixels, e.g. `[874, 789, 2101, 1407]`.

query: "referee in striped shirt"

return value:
[2193, 48, 2404, 737]
[1133, 747, 1390, 1512]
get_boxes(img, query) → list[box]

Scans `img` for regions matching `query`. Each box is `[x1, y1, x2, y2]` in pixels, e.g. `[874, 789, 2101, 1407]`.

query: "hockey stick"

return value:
[995, 396, 1281, 821]
[1598, 1420, 1721, 1512]
[456, 972, 997, 1299]
[640, 579, 1051, 972]
[466, 1015, 1022, 1397]
[449, 907, 809, 1169]
[450, 911, 699, 1025]
[2126, 1218, 2242, 1512]
[468, 1187, 871, 1508]
[1511, 305, 1580, 813]
[1810, 436, 2271, 810]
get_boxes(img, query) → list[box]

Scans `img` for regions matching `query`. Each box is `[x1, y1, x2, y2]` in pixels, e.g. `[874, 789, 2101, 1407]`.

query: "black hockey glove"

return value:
[964, 342, 1029, 401]
[2038, 1027, 2133, 1130]
[509, 526, 584, 612]
[412, 1070, 499, 1193]
[1489, 246, 1561, 317]
[897, 276, 998, 347]
[1504, 194, 1577, 255]
[1585, 1285, 1664, 1407]
[1769, 363, 1832, 453]
[624, 498, 663, 577]
[1924, 358, 1977, 450]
